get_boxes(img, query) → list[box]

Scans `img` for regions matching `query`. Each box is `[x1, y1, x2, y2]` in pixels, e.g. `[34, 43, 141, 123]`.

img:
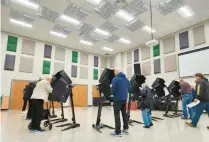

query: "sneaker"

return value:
[207, 126, 209, 130]
[143, 126, 150, 128]
[110, 131, 122, 137]
[122, 129, 129, 135]
[149, 123, 153, 127]
[37, 128, 45, 132]
[21, 111, 27, 114]
[181, 117, 188, 120]
[30, 130, 38, 133]
[185, 122, 197, 127]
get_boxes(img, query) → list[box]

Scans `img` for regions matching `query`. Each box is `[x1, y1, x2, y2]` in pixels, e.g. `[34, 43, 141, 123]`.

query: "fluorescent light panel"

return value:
[94, 28, 109, 36]
[103, 47, 113, 52]
[86, 0, 102, 5]
[177, 5, 194, 18]
[115, 10, 134, 22]
[10, 18, 32, 28]
[80, 40, 93, 46]
[10, 0, 39, 10]
[118, 38, 131, 44]
[50, 31, 67, 38]
[142, 25, 156, 33]
[60, 14, 81, 25]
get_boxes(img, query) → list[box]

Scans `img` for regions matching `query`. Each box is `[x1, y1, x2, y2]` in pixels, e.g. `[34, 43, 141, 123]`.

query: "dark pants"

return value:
[113, 100, 129, 134]
[22, 100, 28, 111]
[31, 99, 44, 130]
[26, 100, 33, 119]
[192, 102, 209, 126]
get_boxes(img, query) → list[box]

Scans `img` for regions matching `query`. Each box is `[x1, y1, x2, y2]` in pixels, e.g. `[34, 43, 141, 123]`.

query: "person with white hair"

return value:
[110, 68, 130, 137]
[30, 76, 53, 133]
[140, 83, 153, 128]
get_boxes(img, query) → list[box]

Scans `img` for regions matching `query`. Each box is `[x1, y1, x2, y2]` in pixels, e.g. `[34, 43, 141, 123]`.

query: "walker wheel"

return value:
[49, 124, 52, 130]
[28, 123, 32, 130]
[44, 121, 49, 127]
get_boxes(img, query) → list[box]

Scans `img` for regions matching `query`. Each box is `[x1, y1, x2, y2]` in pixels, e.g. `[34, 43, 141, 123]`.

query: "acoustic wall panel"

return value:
[127, 51, 132, 64]
[154, 59, 161, 74]
[153, 44, 160, 57]
[7, 36, 18, 52]
[163, 36, 175, 54]
[44, 44, 52, 58]
[4, 54, 16, 71]
[110, 56, 115, 68]
[93, 68, 98, 80]
[141, 61, 151, 76]
[71, 65, 77, 77]
[127, 65, 132, 78]
[54, 62, 64, 74]
[55, 47, 65, 61]
[80, 66, 88, 79]
[94, 56, 99, 67]
[164, 55, 177, 72]
[193, 25, 205, 46]
[21, 39, 35, 55]
[141, 46, 150, 60]
[19, 57, 34, 73]
[134, 49, 139, 62]
[42, 60, 51, 74]
[80, 53, 88, 65]
[72, 51, 78, 63]
[101, 58, 107, 68]
[179, 31, 189, 50]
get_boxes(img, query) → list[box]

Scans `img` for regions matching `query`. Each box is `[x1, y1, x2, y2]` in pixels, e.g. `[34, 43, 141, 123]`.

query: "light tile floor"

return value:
[1, 107, 209, 142]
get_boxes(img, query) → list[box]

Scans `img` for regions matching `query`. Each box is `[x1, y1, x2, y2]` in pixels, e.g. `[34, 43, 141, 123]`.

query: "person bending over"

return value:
[140, 83, 153, 128]
[110, 69, 130, 137]
[186, 73, 209, 127]
[179, 79, 194, 119]
[30, 76, 53, 132]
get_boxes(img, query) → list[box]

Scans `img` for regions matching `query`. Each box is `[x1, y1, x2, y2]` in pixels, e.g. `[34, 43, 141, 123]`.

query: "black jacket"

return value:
[195, 78, 209, 102]
[140, 87, 153, 110]
[23, 82, 36, 100]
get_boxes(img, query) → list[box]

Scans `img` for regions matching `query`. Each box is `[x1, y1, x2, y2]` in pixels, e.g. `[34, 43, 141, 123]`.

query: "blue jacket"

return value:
[111, 72, 130, 101]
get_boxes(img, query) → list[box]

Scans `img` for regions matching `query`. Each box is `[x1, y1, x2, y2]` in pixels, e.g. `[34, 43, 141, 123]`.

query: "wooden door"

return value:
[72, 85, 88, 107]
[92, 85, 100, 98]
[10, 80, 29, 110]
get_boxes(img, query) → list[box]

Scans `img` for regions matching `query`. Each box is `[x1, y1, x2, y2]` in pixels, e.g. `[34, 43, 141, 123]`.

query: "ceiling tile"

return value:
[37, 6, 60, 22]
[10, 9, 36, 23]
[52, 24, 74, 35]
[99, 21, 118, 32]
[124, 0, 149, 16]
[126, 19, 144, 32]
[105, 34, 119, 43]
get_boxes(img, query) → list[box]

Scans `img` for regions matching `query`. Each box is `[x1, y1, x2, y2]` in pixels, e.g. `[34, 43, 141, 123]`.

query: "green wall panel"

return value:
[42, 60, 51, 74]
[72, 51, 78, 63]
[153, 44, 160, 57]
[7, 36, 18, 52]
[93, 68, 98, 80]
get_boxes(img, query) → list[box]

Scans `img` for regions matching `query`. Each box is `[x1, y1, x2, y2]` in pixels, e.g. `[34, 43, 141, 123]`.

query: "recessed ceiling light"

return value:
[50, 31, 67, 38]
[80, 40, 93, 46]
[10, 0, 39, 10]
[60, 14, 81, 25]
[177, 5, 194, 18]
[118, 38, 131, 44]
[86, 0, 102, 5]
[10, 18, 32, 28]
[103, 47, 113, 52]
[142, 25, 156, 33]
[115, 10, 134, 22]
[94, 28, 110, 36]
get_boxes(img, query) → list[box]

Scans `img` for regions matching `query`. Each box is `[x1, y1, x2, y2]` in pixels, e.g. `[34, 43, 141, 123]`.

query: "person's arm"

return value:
[44, 82, 53, 93]
[111, 78, 117, 96]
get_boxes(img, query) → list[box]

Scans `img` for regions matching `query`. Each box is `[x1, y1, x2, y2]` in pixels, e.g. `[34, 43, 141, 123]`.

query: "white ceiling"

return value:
[1, 0, 209, 56]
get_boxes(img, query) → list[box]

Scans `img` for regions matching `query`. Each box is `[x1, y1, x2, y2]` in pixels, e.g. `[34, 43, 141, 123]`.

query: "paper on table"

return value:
[187, 100, 200, 108]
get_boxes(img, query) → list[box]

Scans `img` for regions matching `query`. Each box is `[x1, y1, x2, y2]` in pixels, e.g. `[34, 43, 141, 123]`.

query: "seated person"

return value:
[140, 83, 153, 128]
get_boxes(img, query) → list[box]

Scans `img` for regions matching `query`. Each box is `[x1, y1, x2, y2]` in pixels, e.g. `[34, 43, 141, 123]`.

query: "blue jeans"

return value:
[192, 102, 209, 125]
[182, 94, 194, 119]
[142, 108, 152, 126]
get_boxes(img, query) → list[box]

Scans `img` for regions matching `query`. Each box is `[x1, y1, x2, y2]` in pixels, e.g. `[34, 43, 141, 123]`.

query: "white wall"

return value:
[1, 32, 103, 106]
[122, 20, 209, 86]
